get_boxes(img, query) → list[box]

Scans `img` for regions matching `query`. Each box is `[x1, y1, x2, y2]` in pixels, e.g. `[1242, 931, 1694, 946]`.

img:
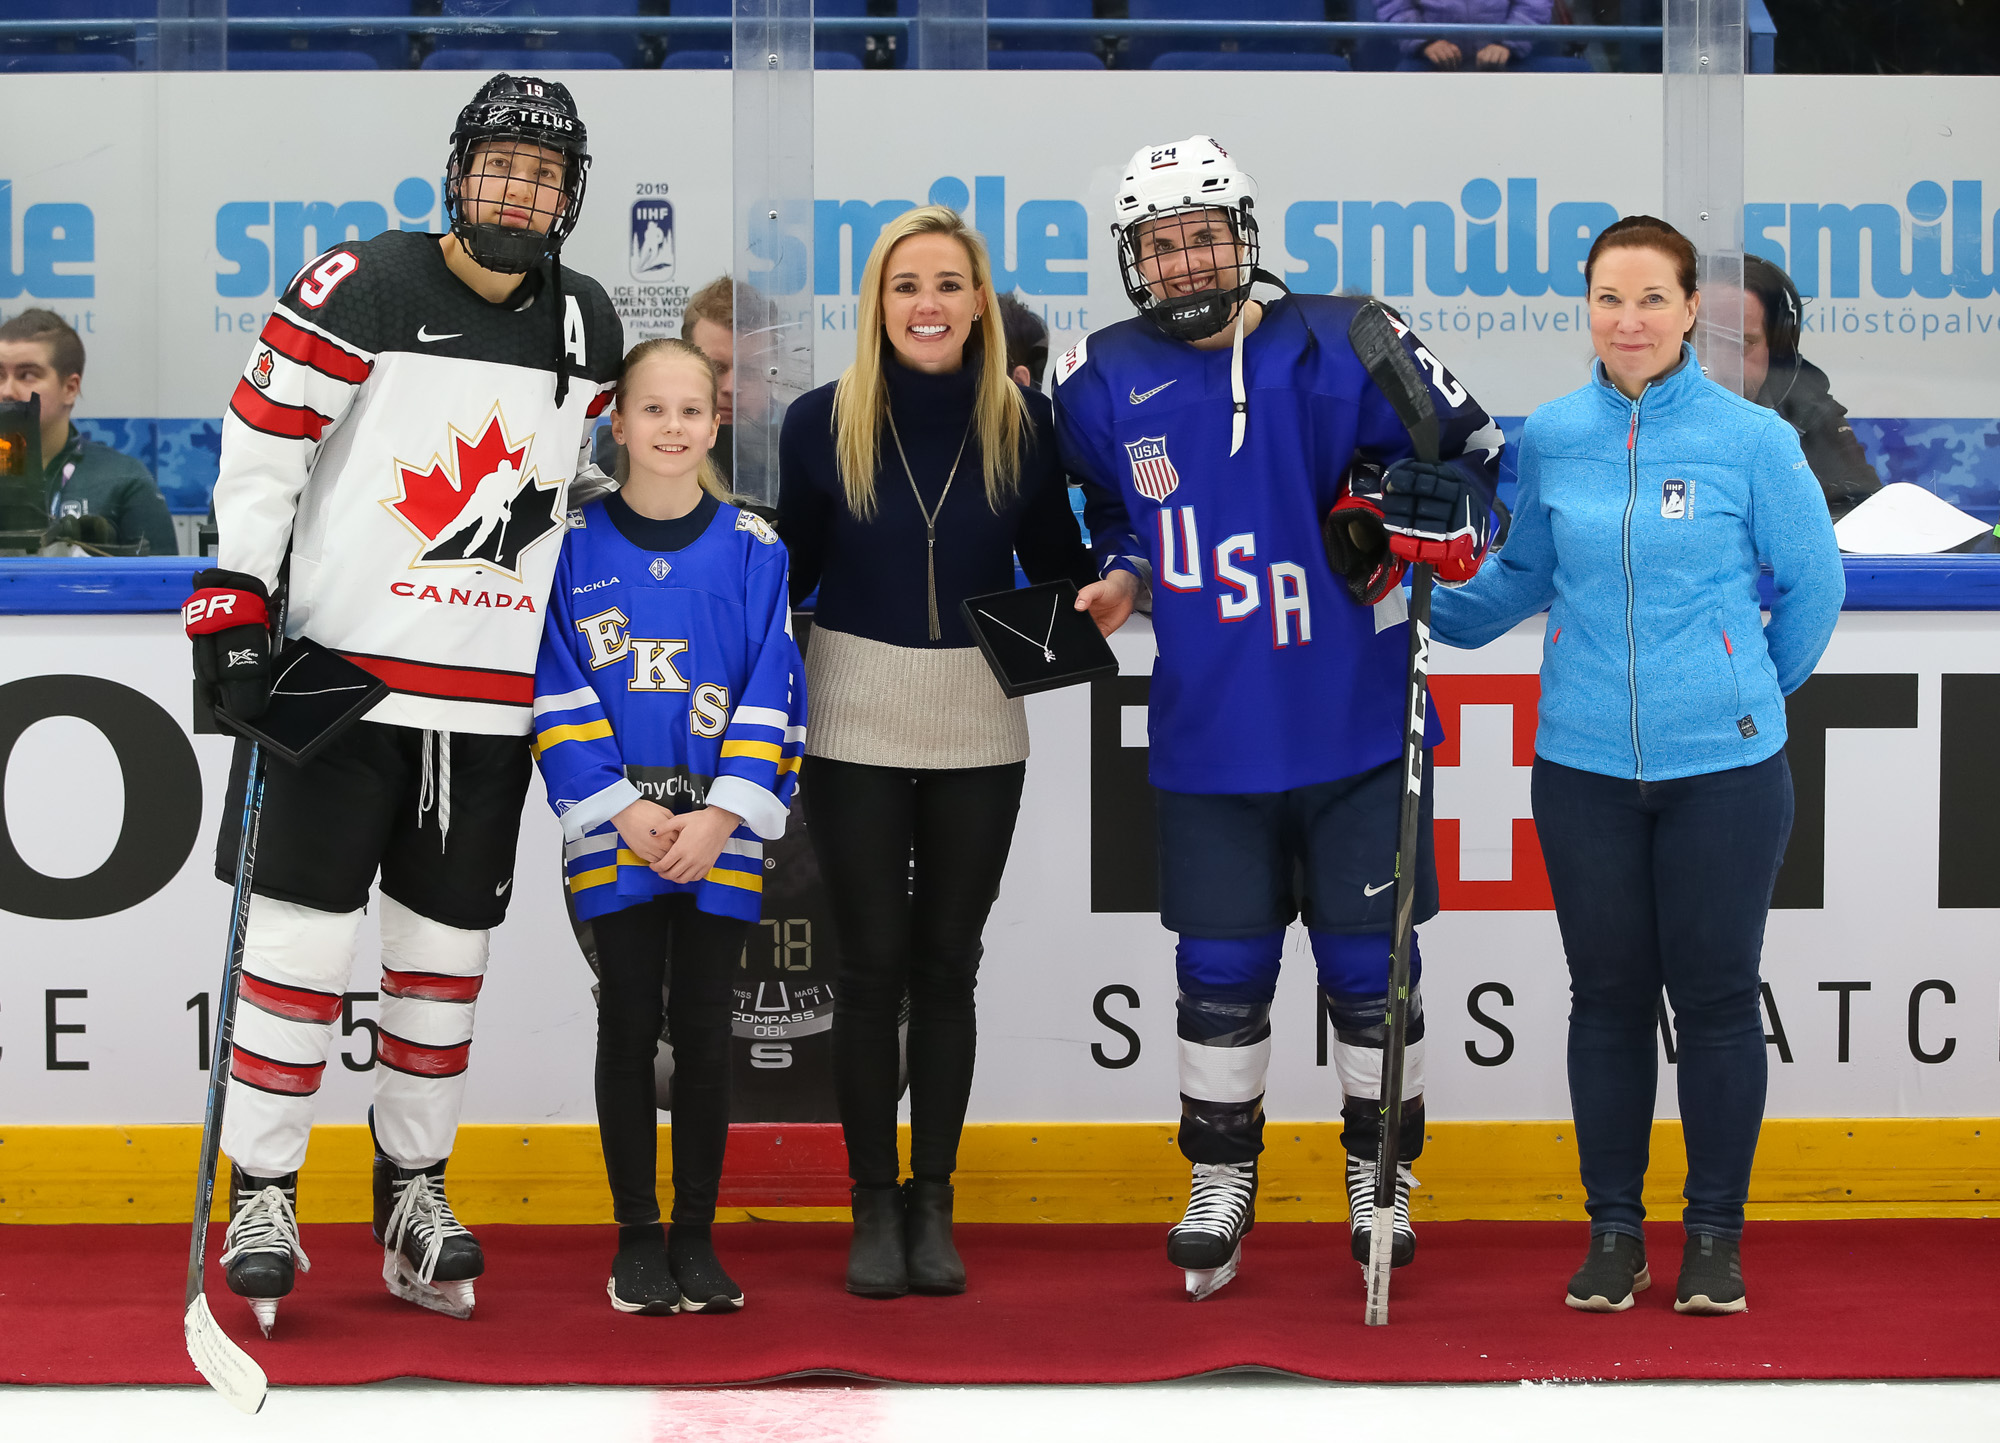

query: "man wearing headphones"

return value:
[1742, 255, 1881, 519]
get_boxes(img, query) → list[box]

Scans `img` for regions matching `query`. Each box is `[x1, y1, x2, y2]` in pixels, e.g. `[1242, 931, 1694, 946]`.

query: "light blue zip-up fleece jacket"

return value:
[1432, 345, 1845, 782]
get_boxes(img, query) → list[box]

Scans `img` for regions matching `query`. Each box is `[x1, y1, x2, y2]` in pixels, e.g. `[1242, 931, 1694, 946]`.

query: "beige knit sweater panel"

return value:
[803, 624, 1028, 769]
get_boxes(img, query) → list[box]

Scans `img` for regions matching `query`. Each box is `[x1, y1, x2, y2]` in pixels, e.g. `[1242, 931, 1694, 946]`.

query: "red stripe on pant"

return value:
[240, 972, 345, 1023]
[381, 969, 484, 1002]
[231, 1045, 327, 1096]
[377, 1029, 472, 1078]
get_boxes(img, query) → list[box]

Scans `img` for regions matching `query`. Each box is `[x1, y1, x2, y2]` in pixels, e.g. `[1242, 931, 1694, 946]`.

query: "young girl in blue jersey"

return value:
[534, 338, 806, 1316]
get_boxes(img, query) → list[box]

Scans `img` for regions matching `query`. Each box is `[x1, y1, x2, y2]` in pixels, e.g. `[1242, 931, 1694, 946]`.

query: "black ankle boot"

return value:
[846, 1185, 909, 1298]
[904, 1179, 965, 1295]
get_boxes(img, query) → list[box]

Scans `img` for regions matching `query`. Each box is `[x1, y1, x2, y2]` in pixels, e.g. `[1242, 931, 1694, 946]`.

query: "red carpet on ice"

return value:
[6, 1220, 1997, 1386]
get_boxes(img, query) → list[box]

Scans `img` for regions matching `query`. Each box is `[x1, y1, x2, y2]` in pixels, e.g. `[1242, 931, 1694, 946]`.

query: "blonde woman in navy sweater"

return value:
[778, 206, 1095, 1298]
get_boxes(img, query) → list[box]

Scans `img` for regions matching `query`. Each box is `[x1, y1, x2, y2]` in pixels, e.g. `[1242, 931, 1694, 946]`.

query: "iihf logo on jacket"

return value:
[386, 405, 563, 581]
[1125, 435, 1180, 502]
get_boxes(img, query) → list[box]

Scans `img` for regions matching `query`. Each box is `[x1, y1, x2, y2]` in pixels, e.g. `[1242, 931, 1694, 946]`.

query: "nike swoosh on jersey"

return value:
[417, 326, 464, 344]
[1362, 880, 1393, 897]
[1128, 380, 1178, 405]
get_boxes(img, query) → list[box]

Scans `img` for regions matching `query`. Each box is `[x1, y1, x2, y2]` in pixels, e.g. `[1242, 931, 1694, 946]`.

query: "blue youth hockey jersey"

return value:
[533, 491, 806, 923]
[1053, 293, 1502, 794]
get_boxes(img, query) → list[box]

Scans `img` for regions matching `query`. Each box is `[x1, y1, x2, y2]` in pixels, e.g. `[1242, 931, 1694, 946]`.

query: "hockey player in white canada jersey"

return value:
[182, 73, 622, 1333]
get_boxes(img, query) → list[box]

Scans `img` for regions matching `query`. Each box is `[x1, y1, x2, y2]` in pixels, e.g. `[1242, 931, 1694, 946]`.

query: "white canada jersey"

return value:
[214, 229, 623, 734]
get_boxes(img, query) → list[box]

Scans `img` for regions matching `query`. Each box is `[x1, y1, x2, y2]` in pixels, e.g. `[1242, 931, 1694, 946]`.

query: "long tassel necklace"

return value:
[885, 407, 975, 642]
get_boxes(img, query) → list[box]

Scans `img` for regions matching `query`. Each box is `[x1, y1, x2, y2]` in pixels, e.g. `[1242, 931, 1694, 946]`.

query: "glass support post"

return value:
[1663, 0, 1745, 394]
[732, 0, 816, 507]
[157, 0, 226, 70]
[916, 0, 988, 69]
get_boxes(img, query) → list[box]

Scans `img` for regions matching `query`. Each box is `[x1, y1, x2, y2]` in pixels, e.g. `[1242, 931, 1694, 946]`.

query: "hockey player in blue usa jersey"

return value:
[1056, 137, 1504, 1300]
[535, 338, 804, 1315]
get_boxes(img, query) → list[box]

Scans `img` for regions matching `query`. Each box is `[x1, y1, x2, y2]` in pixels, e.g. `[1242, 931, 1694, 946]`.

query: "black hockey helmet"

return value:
[445, 73, 592, 275]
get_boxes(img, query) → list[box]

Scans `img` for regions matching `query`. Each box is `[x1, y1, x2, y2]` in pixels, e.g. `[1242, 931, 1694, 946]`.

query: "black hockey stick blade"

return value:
[1348, 302, 1441, 465]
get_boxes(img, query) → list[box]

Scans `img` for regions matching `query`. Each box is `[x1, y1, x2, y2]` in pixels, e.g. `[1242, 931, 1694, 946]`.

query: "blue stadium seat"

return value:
[229, 2, 414, 71]
[2, 52, 137, 72]
[1, 0, 153, 71]
[429, 0, 643, 69]
[1126, 1, 1340, 69]
[1151, 50, 1350, 70]
[232, 49, 381, 70]
[988, 49, 1105, 70]
[988, 1, 1099, 64]
[421, 47, 627, 70]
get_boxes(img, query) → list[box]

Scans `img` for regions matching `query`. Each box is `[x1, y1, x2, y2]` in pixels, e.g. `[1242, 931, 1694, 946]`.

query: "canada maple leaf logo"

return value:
[385, 407, 563, 580]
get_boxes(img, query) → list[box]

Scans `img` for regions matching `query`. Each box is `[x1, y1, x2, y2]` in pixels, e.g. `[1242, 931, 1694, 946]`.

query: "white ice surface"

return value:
[4, 1380, 2000, 1443]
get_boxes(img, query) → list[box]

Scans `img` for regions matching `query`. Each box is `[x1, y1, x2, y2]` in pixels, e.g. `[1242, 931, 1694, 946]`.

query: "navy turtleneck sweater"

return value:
[777, 351, 1096, 649]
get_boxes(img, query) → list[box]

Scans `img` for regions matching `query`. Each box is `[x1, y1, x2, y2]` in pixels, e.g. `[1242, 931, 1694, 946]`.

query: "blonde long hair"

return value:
[613, 337, 734, 503]
[831, 206, 1028, 519]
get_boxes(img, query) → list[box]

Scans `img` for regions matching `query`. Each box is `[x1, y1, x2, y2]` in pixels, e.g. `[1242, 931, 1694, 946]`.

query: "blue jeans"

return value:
[1531, 751, 1794, 1242]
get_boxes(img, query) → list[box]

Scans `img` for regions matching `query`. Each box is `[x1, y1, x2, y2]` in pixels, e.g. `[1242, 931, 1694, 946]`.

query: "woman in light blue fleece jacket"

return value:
[1432, 216, 1843, 1319]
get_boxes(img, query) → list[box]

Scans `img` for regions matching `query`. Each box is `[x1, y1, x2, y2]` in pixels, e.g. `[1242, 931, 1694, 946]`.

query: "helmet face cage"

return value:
[1115, 200, 1260, 343]
[446, 75, 591, 275]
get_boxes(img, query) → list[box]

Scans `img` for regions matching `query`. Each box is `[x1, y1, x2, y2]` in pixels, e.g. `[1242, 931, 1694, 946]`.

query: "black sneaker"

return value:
[1674, 1233, 1748, 1315]
[668, 1224, 744, 1314]
[608, 1223, 680, 1316]
[1566, 1231, 1650, 1312]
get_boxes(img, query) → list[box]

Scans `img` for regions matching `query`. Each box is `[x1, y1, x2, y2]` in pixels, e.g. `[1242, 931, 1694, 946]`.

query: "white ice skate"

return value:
[1167, 1161, 1257, 1301]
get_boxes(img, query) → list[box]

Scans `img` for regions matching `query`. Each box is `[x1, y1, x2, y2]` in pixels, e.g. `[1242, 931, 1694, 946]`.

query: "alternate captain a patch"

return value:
[1125, 435, 1181, 502]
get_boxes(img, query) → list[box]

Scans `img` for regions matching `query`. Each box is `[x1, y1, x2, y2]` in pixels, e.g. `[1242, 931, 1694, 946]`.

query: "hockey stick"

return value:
[1346, 302, 1440, 1328]
[182, 729, 273, 1412]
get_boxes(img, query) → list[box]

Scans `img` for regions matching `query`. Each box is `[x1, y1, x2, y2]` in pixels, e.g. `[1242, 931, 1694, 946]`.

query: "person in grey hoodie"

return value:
[1377, 0, 1554, 69]
[1431, 216, 1843, 1319]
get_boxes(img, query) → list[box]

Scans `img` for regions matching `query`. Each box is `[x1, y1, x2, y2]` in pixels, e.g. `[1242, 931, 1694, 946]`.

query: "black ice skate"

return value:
[217, 1165, 311, 1338]
[1167, 1160, 1256, 1301]
[374, 1147, 483, 1320]
[1345, 1155, 1417, 1269]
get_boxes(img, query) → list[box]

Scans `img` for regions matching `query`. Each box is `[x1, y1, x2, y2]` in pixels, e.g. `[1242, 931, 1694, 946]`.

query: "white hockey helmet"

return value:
[1110, 136, 1261, 341]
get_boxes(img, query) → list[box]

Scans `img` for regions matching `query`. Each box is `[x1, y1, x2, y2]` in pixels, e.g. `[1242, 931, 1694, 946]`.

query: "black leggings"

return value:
[806, 755, 1026, 1188]
[591, 895, 749, 1226]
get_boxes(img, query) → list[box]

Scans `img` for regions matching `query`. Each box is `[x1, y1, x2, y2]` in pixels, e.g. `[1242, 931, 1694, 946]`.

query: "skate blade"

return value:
[1184, 1242, 1242, 1302]
[247, 1296, 279, 1338]
[384, 1251, 476, 1320]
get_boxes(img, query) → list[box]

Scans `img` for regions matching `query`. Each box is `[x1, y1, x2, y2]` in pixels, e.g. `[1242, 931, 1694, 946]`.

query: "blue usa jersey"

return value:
[533, 497, 806, 923]
[1053, 293, 1502, 794]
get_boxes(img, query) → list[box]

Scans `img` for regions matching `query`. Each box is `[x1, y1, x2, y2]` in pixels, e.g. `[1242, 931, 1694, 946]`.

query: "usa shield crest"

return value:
[1124, 435, 1180, 502]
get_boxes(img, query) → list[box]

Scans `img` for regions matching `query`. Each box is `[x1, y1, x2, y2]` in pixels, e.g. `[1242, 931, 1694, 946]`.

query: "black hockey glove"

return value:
[1323, 468, 1406, 606]
[184, 568, 274, 721]
[1380, 458, 1491, 583]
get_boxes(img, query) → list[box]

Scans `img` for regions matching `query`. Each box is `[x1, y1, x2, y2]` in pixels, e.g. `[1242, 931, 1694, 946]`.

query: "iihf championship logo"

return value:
[630, 196, 675, 281]
[250, 349, 275, 390]
[1124, 435, 1180, 502]
[385, 406, 563, 580]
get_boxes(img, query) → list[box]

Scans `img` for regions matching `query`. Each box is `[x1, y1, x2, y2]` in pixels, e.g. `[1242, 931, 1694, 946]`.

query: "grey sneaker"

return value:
[1565, 1231, 1651, 1312]
[1674, 1233, 1748, 1314]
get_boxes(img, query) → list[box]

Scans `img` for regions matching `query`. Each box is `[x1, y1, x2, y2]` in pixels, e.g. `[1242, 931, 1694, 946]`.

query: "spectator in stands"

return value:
[0, 308, 175, 554]
[1741, 255, 1881, 519]
[1380, 0, 1553, 69]
[995, 293, 1049, 391]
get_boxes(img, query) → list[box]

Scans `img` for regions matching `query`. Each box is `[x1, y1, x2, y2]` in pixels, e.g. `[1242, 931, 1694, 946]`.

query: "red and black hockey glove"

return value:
[1380, 458, 1492, 583]
[184, 568, 274, 721]
[1324, 468, 1406, 606]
